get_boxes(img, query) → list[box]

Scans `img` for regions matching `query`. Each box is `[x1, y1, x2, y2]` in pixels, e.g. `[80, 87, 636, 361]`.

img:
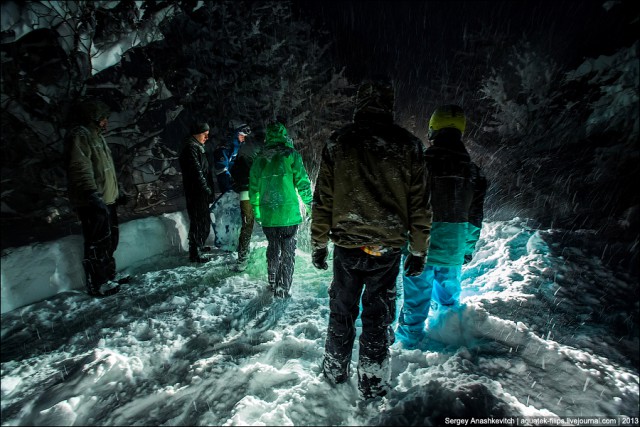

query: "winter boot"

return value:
[234, 255, 249, 272]
[189, 246, 208, 264]
[114, 275, 132, 285]
[358, 372, 388, 399]
[84, 258, 119, 297]
[394, 322, 427, 350]
[267, 273, 276, 292]
[98, 281, 121, 296]
[85, 266, 120, 297]
[322, 355, 350, 384]
[273, 286, 291, 299]
[357, 359, 390, 399]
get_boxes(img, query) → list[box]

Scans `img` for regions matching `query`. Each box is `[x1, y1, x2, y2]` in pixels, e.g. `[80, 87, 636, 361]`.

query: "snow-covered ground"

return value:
[1, 214, 638, 426]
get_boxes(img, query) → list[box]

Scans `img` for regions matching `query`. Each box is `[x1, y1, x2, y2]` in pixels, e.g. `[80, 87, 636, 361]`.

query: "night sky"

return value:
[293, 0, 638, 120]
[0, 0, 636, 250]
[294, 0, 634, 72]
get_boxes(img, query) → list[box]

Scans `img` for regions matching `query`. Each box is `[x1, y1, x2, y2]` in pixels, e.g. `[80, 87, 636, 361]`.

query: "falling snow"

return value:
[1, 215, 637, 425]
[1, 1, 638, 425]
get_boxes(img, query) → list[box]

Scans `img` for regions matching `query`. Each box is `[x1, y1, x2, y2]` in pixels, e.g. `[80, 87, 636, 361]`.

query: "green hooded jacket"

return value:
[249, 123, 312, 227]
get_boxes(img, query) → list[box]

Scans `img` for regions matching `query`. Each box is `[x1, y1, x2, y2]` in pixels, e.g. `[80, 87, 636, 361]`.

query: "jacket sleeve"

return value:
[213, 145, 231, 176]
[230, 146, 253, 193]
[465, 163, 487, 255]
[249, 158, 261, 224]
[67, 130, 97, 197]
[292, 152, 313, 206]
[311, 142, 334, 249]
[407, 141, 432, 255]
[184, 144, 210, 193]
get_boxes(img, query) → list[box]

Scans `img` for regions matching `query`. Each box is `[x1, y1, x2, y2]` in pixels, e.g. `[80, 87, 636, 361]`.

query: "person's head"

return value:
[427, 105, 466, 141]
[75, 99, 111, 132]
[353, 76, 395, 123]
[265, 121, 293, 148]
[190, 122, 210, 144]
[235, 124, 251, 143]
[275, 115, 287, 127]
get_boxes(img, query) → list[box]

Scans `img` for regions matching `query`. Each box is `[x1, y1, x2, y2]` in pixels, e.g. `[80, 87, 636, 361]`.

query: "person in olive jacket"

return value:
[396, 105, 487, 348]
[310, 78, 432, 399]
[179, 122, 215, 264]
[249, 121, 312, 298]
[65, 99, 127, 297]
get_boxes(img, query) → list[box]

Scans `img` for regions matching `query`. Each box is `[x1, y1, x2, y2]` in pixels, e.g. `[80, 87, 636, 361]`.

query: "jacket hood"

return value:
[353, 80, 394, 124]
[183, 135, 205, 152]
[265, 123, 293, 148]
[74, 99, 110, 126]
[428, 130, 470, 161]
[431, 128, 468, 154]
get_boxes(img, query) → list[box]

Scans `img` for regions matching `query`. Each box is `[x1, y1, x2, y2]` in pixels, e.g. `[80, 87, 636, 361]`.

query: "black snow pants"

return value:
[322, 245, 399, 397]
[77, 203, 119, 293]
[186, 193, 211, 258]
[262, 225, 298, 297]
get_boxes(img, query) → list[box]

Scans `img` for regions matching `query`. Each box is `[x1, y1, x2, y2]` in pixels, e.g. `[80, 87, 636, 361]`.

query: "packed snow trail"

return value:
[1, 219, 637, 426]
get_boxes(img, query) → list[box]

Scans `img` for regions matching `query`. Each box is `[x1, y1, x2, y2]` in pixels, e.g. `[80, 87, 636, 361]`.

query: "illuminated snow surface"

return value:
[1, 215, 638, 426]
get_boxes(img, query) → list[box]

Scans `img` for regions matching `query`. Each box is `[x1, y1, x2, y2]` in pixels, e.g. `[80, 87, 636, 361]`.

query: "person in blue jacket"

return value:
[213, 123, 251, 194]
[395, 105, 487, 349]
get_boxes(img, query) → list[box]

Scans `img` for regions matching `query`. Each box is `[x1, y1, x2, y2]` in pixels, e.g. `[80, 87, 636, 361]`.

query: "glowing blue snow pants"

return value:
[395, 261, 462, 346]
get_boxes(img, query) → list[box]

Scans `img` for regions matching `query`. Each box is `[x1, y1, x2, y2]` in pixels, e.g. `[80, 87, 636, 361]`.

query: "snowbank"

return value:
[1, 212, 196, 314]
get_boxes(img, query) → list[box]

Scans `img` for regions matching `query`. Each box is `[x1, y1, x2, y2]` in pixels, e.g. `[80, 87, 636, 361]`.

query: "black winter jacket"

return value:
[179, 136, 213, 198]
[230, 140, 260, 193]
[424, 129, 487, 266]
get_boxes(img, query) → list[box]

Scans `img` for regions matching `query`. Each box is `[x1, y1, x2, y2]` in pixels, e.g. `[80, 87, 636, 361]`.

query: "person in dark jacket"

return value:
[310, 78, 432, 399]
[250, 121, 312, 298]
[179, 122, 215, 263]
[230, 131, 260, 272]
[65, 99, 128, 297]
[395, 105, 487, 349]
[213, 124, 251, 194]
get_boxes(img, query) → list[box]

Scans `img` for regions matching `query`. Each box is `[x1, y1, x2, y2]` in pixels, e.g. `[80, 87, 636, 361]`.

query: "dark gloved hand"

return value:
[464, 254, 473, 265]
[404, 252, 426, 277]
[312, 247, 328, 270]
[86, 191, 108, 212]
[116, 193, 131, 206]
[205, 186, 214, 203]
[304, 204, 312, 222]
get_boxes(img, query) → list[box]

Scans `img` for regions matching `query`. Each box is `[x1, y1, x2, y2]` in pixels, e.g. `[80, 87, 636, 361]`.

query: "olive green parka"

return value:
[65, 100, 119, 208]
[311, 83, 432, 254]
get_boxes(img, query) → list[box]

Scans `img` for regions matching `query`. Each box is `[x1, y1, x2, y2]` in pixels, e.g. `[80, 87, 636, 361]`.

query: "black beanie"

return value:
[190, 122, 210, 135]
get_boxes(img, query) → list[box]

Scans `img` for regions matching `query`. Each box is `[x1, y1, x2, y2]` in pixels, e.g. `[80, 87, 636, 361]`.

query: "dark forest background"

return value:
[1, 0, 638, 274]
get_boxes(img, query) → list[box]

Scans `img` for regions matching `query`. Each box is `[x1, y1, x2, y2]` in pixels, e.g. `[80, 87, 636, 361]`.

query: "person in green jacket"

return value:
[249, 121, 312, 298]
